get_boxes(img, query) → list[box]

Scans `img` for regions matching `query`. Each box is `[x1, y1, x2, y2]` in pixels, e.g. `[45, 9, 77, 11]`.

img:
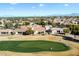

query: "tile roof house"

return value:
[15, 26, 29, 35]
[0, 29, 15, 35]
[20, 26, 29, 31]
[0, 26, 29, 35]
[0, 25, 46, 35]
[32, 25, 46, 34]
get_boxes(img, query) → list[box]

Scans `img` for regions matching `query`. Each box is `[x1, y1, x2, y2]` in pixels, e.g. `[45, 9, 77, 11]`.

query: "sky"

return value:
[0, 3, 79, 16]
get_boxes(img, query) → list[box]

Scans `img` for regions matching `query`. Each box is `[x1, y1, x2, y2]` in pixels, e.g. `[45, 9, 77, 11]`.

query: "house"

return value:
[53, 17, 61, 24]
[0, 26, 29, 35]
[75, 20, 79, 24]
[44, 25, 52, 34]
[32, 25, 46, 35]
[20, 26, 29, 30]
[0, 25, 45, 35]
[51, 28, 64, 34]
[45, 25, 52, 30]
[15, 26, 29, 35]
[0, 29, 15, 35]
[15, 29, 25, 35]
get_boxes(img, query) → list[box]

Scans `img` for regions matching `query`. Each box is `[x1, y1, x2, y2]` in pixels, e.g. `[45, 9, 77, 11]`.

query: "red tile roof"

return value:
[32, 25, 45, 32]
[0, 29, 15, 32]
[19, 26, 29, 31]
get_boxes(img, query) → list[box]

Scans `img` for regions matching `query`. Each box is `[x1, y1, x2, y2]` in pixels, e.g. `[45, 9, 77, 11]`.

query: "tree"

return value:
[48, 21, 52, 25]
[46, 29, 52, 34]
[0, 22, 2, 25]
[14, 23, 20, 28]
[23, 28, 34, 35]
[23, 22, 30, 26]
[69, 25, 79, 35]
[36, 21, 46, 26]
[63, 28, 70, 34]
[4, 23, 13, 29]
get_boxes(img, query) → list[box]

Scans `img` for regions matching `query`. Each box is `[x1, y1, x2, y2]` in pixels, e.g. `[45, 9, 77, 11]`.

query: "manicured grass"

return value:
[0, 40, 70, 52]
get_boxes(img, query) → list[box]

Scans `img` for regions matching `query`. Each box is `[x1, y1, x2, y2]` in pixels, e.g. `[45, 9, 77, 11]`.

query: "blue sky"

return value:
[0, 3, 79, 16]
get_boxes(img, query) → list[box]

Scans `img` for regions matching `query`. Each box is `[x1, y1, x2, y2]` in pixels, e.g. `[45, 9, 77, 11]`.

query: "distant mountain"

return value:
[1, 13, 79, 17]
[67, 13, 79, 16]
[49, 13, 79, 16]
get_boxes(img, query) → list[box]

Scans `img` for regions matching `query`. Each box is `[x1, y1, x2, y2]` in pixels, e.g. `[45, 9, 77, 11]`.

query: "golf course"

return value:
[0, 40, 70, 52]
[0, 35, 79, 56]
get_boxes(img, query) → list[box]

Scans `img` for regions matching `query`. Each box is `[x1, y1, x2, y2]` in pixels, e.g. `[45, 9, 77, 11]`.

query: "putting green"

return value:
[0, 40, 70, 52]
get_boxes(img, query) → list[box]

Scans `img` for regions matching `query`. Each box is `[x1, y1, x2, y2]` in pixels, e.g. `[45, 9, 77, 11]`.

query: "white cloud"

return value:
[64, 4, 69, 6]
[32, 6, 36, 8]
[10, 3, 17, 5]
[39, 4, 44, 7]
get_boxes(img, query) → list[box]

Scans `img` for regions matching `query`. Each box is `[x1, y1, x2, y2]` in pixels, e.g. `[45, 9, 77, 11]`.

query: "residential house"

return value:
[51, 28, 64, 34]
[15, 26, 29, 35]
[0, 29, 15, 35]
[32, 25, 46, 35]
[45, 25, 52, 30]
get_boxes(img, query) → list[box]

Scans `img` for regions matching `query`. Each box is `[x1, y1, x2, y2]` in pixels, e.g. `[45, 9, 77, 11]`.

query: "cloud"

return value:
[32, 6, 36, 8]
[39, 4, 44, 7]
[9, 3, 17, 5]
[64, 4, 69, 6]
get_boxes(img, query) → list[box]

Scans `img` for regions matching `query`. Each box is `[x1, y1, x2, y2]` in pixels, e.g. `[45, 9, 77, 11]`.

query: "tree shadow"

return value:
[62, 36, 79, 43]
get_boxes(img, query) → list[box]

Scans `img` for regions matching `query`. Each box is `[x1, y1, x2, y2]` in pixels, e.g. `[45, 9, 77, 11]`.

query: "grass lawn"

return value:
[0, 40, 70, 53]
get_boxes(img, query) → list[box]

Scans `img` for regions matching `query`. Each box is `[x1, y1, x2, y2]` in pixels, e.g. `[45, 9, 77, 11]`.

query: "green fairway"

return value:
[0, 40, 70, 52]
